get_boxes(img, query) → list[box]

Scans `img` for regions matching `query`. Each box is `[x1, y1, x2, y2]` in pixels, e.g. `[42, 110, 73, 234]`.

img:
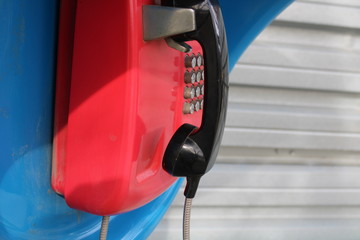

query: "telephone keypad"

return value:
[183, 52, 204, 115]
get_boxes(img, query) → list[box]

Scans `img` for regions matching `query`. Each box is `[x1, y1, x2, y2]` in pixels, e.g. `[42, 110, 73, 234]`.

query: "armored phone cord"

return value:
[99, 216, 110, 240]
[182, 176, 201, 240]
[183, 198, 193, 240]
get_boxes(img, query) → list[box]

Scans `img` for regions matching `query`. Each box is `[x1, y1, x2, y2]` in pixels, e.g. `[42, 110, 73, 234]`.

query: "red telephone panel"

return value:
[52, 0, 204, 215]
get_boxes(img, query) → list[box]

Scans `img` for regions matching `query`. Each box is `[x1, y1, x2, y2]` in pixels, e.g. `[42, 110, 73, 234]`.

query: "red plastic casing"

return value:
[52, 0, 204, 215]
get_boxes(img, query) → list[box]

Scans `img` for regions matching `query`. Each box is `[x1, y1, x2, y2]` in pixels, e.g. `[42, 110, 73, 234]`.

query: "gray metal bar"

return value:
[142, 5, 196, 41]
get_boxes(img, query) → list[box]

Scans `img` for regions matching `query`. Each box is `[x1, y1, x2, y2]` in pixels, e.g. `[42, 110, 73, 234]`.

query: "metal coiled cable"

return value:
[183, 198, 193, 240]
[99, 216, 110, 240]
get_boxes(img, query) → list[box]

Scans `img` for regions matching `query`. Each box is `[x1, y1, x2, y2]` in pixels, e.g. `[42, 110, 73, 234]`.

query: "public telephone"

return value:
[52, 0, 228, 219]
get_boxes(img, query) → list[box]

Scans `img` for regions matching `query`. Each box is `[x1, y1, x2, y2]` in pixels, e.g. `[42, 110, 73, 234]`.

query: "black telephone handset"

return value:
[162, 0, 229, 198]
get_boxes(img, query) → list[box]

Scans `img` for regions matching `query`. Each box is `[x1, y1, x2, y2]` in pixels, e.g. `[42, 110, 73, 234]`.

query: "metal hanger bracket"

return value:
[142, 5, 196, 52]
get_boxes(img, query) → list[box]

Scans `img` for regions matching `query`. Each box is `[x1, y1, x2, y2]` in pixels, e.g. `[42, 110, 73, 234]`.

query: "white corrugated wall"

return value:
[150, 1, 360, 239]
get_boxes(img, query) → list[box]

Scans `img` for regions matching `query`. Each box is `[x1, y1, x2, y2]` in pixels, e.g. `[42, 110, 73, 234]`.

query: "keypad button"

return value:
[196, 53, 202, 67]
[194, 101, 200, 111]
[184, 54, 196, 68]
[199, 99, 204, 109]
[195, 86, 201, 97]
[196, 71, 201, 82]
[183, 102, 194, 114]
[184, 70, 196, 84]
[184, 87, 195, 99]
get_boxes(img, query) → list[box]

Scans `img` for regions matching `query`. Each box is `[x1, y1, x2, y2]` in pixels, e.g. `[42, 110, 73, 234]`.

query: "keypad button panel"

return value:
[183, 52, 204, 115]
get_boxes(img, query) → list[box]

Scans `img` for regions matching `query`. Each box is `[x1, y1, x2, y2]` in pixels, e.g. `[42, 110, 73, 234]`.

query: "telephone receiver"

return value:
[160, 0, 229, 197]
[52, 0, 228, 216]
